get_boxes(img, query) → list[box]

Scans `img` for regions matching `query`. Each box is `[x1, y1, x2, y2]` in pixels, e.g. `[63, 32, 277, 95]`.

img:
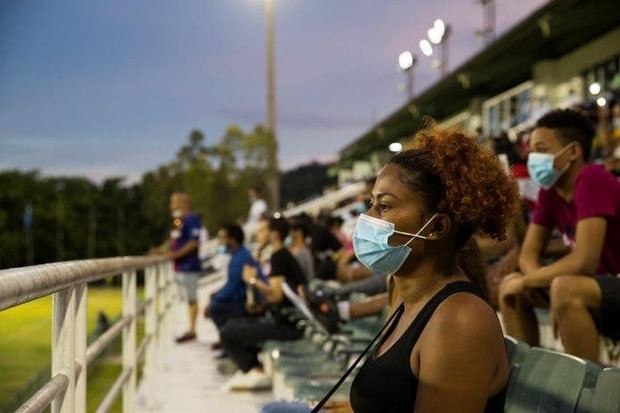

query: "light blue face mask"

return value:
[354, 201, 368, 214]
[527, 145, 572, 190]
[216, 245, 229, 255]
[284, 235, 293, 247]
[352, 213, 438, 275]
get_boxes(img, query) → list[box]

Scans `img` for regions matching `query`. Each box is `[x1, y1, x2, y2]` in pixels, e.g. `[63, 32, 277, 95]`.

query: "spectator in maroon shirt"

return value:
[499, 109, 620, 362]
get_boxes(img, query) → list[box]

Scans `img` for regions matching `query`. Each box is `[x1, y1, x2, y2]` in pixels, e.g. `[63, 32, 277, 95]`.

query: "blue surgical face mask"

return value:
[216, 245, 229, 255]
[352, 213, 438, 275]
[284, 235, 293, 247]
[354, 201, 368, 214]
[527, 145, 572, 190]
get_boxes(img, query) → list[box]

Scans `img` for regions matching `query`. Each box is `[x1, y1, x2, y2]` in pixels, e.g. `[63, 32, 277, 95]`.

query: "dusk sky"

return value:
[0, 0, 548, 183]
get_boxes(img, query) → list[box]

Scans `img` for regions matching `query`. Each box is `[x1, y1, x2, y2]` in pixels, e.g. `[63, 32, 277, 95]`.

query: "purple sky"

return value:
[0, 0, 548, 183]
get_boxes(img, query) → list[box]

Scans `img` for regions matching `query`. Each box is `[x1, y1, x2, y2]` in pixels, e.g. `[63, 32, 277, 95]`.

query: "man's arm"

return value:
[518, 224, 551, 275]
[242, 265, 284, 304]
[522, 217, 607, 288]
[349, 293, 388, 319]
[167, 240, 198, 260]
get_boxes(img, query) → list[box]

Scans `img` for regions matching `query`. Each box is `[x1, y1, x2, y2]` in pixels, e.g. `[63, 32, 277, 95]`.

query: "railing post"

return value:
[122, 271, 137, 413]
[166, 261, 175, 339]
[74, 283, 87, 413]
[52, 287, 76, 413]
[156, 263, 165, 349]
[144, 266, 156, 373]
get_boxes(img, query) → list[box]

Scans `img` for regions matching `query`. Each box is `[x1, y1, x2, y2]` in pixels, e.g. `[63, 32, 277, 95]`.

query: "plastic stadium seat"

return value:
[505, 348, 601, 413]
[504, 336, 530, 366]
[576, 368, 620, 413]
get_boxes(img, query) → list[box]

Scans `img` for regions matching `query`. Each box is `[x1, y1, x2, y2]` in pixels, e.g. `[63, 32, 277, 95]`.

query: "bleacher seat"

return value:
[576, 368, 620, 413]
[505, 348, 601, 413]
[504, 335, 529, 366]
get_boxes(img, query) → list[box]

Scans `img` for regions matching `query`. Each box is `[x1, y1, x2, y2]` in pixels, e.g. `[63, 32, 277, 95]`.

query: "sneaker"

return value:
[216, 358, 238, 376]
[223, 368, 272, 391]
[174, 331, 196, 343]
[210, 341, 223, 351]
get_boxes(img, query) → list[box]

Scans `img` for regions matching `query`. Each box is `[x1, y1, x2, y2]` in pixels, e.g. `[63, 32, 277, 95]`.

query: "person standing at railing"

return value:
[245, 186, 268, 239]
[151, 192, 202, 343]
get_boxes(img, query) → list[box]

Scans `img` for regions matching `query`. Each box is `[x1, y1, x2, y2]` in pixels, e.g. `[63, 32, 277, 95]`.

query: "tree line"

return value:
[0, 125, 335, 269]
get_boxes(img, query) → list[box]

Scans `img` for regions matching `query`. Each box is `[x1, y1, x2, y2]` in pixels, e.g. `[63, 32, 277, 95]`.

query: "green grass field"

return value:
[0, 287, 134, 413]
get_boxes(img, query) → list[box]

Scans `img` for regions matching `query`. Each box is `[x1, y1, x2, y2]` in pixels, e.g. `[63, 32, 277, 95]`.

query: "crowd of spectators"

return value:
[162, 105, 619, 412]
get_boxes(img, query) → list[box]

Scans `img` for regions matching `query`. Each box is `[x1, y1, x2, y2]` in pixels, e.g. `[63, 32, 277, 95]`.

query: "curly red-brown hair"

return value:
[389, 126, 519, 245]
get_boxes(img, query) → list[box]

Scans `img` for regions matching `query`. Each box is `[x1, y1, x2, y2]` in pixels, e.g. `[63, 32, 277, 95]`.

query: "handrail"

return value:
[94, 367, 133, 413]
[0, 256, 166, 311]
[137, 335, 153, 362]
[1, 257, 176, 413]
[86, 315, 133, 366]
[14, 374, 69, 413]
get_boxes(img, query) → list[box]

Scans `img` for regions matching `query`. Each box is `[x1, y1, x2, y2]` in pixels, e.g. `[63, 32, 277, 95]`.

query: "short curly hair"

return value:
[389, 126, 519, 247]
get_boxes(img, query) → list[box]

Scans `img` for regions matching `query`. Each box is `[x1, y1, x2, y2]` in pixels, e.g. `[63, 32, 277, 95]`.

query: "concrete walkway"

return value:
[136, 275, 274, 413]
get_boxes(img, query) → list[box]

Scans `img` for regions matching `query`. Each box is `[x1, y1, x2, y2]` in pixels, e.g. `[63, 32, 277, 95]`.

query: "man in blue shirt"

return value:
[166, 192, 202, 343]
[206, 224, 260, 332]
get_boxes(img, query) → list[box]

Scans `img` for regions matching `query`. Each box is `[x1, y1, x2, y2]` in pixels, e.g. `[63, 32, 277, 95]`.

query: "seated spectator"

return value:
[498, 109, 620, 362]
[288, 220, 315, 281]
[327, 216, 350, 249]
[205, 224, 260, 332]
[335, 249, 375, 284]
[252, 217, 273, 277]
[310, 216, 343, 280]
[220, 217, 307, 391]
[303, 126, 515, 412]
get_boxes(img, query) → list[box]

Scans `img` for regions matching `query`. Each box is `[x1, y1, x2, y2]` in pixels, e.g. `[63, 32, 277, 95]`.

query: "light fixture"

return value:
[597, 97, 607, 107]
[419, 39, 433, 56]
[389, 142, 403, 153]
[434, 19, 446, 37]
[589, 82, 601, 95]
[273, 212, 282, 218]
[428, 27, 441, 45]
[429, 19, 446, 44]
[398, 51, 414, 71]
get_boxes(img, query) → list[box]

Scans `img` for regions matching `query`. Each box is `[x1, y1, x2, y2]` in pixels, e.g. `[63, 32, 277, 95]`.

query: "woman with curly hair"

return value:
[262, 126, 519, 413]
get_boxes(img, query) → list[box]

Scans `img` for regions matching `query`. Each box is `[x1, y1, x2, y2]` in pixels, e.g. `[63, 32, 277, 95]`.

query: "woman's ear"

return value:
[427, 214, 451, 240]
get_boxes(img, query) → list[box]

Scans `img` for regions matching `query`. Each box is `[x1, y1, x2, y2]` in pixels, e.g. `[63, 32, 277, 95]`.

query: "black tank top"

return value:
[349, 281, 507, 413]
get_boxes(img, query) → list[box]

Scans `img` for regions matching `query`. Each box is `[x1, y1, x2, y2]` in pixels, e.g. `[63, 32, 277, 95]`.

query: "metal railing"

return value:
[0, 257, 175, 413]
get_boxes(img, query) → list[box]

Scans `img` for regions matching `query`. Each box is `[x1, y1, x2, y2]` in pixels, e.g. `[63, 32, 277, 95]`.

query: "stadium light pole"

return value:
[265, 0, 280, 209]
[398, 51, 417, 100]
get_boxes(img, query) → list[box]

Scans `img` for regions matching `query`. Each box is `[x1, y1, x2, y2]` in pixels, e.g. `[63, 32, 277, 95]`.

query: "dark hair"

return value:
[222, 224, 244, 245]
[493, 133, 520, 165]
[535, 109, 596, 160]
[389, 127, 519, 248]
[249, 186, 262, 194]
[326, 216, 343, 229]
[269, 217, 289, 241]
[289, 221, 310, 238]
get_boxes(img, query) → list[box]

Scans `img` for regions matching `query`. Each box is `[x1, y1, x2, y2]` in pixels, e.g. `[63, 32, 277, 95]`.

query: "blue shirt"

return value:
[170, 213, 202, 273]
[212, 246, 259, 303]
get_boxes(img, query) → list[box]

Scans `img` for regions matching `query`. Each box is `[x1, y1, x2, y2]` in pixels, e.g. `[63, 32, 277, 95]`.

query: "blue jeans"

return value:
[260, 401, 312, 413]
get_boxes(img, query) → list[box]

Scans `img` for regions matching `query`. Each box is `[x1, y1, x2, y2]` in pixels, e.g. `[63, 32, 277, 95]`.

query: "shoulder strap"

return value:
[310, 303, 405, 413]
[403, 281, 482, 347]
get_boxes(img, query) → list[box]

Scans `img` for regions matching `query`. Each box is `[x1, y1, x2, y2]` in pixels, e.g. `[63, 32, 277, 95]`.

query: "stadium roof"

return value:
[338, 0, 620, 166]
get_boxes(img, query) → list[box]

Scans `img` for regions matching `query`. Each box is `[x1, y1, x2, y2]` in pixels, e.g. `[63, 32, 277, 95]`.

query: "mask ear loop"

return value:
[395, 213, 439, 247]
[554, 143, 576, 170]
